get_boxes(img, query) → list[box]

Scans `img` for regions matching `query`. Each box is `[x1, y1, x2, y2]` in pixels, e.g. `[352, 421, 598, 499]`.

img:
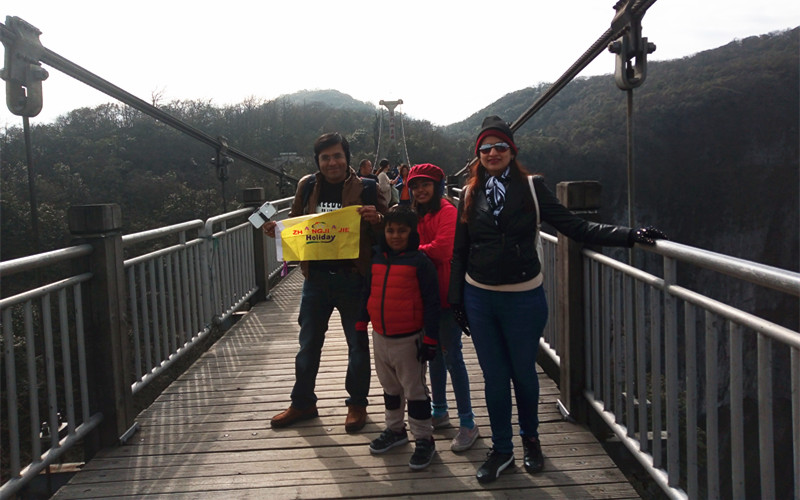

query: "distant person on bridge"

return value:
[448, 116, 666, 484]
[262, 132, 388, 433]
[392, 164, 412, 206]
[376, 159, 398, 207]
[406, 163, 480, 452]
[358, 206, 440, 470]
[357, 159, 378, 180]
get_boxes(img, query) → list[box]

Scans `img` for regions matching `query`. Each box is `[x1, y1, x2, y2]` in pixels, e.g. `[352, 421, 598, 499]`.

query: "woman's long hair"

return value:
[460, 158, 534, 223]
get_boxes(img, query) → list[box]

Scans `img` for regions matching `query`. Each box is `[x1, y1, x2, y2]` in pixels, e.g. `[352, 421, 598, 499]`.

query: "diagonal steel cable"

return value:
[1, 20, 298, 182]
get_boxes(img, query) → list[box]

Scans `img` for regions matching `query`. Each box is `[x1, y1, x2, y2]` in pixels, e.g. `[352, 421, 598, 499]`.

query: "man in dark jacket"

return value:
[263, 132, 388, 432]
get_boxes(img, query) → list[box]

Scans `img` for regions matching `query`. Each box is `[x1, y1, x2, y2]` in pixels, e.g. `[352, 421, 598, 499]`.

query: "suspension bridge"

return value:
[1, 2, 799, 499]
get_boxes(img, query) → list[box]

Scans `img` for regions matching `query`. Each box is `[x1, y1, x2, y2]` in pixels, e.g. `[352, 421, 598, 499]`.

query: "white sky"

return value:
[2, 1, 798, 128]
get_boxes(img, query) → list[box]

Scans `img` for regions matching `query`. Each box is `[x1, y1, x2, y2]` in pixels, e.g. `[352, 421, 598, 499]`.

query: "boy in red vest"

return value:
[357, 206, 441, 470]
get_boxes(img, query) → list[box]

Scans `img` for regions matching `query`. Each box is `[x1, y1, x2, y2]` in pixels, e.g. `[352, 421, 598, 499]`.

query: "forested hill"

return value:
[450, 27, 798, 273]
[1, 28, 797, 285]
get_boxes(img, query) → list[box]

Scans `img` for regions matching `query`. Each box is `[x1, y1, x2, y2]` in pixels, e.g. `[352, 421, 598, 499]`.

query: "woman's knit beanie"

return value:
[474, 115, 518, 156]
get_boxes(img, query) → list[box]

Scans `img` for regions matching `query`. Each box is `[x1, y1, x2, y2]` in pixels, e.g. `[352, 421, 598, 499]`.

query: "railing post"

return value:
[67, 204, 135, 456]
[243, 187, 270, 301]
[555, 181, 602, 424]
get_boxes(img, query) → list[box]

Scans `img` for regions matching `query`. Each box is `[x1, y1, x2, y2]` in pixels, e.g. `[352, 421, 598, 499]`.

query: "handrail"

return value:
[577, 238, 799, 499]
[647, 240, 800, 296]
[0, 244, 92, 277]
[122, 220, 204, 246]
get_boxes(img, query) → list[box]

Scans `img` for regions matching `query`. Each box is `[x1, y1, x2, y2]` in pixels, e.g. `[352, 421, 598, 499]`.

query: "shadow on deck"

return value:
[51, 269, 640, 499]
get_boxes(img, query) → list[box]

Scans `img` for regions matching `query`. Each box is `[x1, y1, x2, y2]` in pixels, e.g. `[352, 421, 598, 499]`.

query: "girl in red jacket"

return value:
[407, 163, 480, 452]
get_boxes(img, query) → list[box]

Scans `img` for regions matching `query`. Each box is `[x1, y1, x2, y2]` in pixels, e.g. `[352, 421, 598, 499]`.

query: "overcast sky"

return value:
[2, 0, 798, 128]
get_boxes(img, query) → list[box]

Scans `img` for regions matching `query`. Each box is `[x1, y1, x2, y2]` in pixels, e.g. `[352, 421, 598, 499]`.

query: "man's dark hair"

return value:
[313, 133, 351, 167]
[384, 205, 418, 232]
[358, 159, 372, 170]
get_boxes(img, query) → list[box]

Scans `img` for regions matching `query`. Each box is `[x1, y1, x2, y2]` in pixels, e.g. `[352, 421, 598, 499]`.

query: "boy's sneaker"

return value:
[476, 448, 515, 484]
[369, 428, 409, 454]
[431, 412, 451, 429]
[409, 437, 436, 470]
[451, 425, 480, 452]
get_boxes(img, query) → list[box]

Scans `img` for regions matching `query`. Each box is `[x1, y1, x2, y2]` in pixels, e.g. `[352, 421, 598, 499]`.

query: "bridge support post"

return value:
[555, 181, 602, 424]
[67, 204, 135, 457]
[243, 188, 271, 301]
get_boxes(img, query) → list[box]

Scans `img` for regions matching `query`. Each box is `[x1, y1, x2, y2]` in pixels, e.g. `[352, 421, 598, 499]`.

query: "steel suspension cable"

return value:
[456, 0, 658, 177]
[373, 109, 384, 166]
[1, 22, 298, 183]
[398, 110, 411, 166]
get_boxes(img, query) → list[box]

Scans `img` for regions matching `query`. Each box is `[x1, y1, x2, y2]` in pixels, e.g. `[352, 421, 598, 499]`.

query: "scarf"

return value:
[484, 167, 510, 224]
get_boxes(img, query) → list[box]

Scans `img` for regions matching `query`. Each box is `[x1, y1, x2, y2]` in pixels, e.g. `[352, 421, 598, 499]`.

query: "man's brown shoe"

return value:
[344, 404, 367, 433]
[270, 405, 318, 428]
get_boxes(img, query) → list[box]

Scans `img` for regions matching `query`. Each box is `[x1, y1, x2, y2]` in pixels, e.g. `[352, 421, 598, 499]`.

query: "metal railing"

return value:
[122, 219, 208, 394]
[577, 240, 799, 499]
[0, 245, 103, 499]
[448, 184, 799, 499]
[0, 193, 291, 498]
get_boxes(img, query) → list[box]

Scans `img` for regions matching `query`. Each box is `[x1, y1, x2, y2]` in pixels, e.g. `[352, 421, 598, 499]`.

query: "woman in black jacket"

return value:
[448, 116, 665, 484]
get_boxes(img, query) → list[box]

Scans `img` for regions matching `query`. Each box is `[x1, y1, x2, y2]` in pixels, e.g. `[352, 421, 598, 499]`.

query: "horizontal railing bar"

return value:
[204, 208, 252, 235]
[649, 240, 800, 296]
[123, 238, 203, 268]
[666, 283, 800, 349]
[122, 220, 204, 247]
[539, 337, 560, 368]
[0, 273, 92, 309]
[584, 246, 798, 346]
[216, 287, 258, 324]
[211, 221, 251, 240]
[583, 248, 665, 288]
[0, 413, 103, 500]
[585, 391, 688, 500]
[0, 244, 93, 278]
[131, 326, 212, 394]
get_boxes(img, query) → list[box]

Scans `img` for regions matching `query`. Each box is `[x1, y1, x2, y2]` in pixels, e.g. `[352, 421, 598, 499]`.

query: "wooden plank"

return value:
[52, 269, 640, 499]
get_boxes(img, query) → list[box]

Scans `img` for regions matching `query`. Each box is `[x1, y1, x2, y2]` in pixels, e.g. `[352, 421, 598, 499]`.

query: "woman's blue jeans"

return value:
[464, 282, 548, 454]
[429, 308, 474, 422]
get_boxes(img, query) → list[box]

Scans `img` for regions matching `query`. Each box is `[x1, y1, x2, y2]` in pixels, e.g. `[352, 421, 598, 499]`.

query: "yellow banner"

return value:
[276, 205, 362, 261]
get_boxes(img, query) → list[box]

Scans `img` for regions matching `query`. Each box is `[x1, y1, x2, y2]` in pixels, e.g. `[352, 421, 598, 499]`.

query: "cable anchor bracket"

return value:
[0, 16, 50, 117]
[211, 136, 234, 183]
[607, 1, 656, 90]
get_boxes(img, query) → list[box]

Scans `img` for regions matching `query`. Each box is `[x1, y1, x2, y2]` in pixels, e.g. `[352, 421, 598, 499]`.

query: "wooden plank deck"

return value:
[52, 269, 640, 499]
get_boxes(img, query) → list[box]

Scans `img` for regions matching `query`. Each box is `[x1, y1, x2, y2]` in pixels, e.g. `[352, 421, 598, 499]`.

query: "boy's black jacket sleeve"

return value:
[416, 253, 441, 342]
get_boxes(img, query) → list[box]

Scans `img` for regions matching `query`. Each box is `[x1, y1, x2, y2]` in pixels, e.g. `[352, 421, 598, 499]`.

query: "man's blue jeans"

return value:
[429, 308, 474, 422]
[464, 282, 548, 454]
[291, 270, 370, 409]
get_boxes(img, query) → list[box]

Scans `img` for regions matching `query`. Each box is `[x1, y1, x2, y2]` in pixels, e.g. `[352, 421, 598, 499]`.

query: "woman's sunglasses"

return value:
[478, 142, 511, 154]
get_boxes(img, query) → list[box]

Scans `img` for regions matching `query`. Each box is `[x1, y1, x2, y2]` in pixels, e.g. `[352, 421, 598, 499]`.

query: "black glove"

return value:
[630, 226, 667, 246]
[451, 304, 471, 336]
[416, 336, 438, 362]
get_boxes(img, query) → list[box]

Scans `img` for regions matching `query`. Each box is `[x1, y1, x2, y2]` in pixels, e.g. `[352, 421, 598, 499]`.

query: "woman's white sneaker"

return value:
[451, 425, 480, 452]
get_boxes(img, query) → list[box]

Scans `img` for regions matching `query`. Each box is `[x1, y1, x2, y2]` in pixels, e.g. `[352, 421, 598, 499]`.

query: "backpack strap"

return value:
[301, 174, 316, 210]
[527, 175, 540, 228]
[527, 175, 544, 266]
